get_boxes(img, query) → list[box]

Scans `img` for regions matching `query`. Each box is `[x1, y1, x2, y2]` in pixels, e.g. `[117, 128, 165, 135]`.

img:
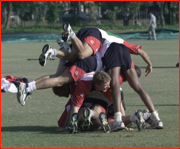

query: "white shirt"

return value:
[148, 14, 156, 28]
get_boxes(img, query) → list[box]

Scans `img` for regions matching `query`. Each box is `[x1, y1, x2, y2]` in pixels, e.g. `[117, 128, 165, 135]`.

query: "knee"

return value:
[56, 77, 65, 87]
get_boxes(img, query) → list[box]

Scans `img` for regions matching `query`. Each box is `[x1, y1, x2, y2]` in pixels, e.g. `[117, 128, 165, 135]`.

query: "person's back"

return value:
[149, 13, 156, 28]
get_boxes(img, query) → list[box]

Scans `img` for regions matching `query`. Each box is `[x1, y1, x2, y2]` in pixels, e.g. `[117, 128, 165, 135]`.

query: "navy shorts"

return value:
[102, 43, 132, 73]
[81, 97, 108, 112]
[72, 27, 105, 54]
[64, 55, 97, 82]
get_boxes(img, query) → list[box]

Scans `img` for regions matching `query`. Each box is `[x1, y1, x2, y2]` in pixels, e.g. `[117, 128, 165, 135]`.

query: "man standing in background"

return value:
[147, 10, 157, 40]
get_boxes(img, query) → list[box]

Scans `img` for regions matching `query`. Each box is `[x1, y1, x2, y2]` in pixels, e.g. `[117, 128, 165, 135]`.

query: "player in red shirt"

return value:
[56, 67, 144, 133]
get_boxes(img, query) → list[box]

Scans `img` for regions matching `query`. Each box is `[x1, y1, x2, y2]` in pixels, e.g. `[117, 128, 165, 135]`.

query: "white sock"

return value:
[114, 112, 122, 122]
[90, 109, 94, 119]
[51, 49, 57, 57]
[70, 30, 76, 39]
[130, 114, 136, 123]
[151, 111, 160, 121]
[26, 81, 36, 92]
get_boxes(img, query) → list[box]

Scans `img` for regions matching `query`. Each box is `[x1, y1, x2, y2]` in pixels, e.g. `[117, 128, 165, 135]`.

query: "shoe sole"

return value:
[81, 108, 91, 131]
[39, 44, 52, 66]
[68, 113, 78, 134]
[17, 83, 27, 106]
[111, 122, 125, 132]
[149, 121, 163, 129]
[136, 110, 146, 131]
[99, 112, 111, 133]
[63, 22, 70, 30]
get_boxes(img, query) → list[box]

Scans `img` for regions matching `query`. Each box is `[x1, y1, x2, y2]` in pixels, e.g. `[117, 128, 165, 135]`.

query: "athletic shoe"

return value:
[62, 22, 72, 42]
[39, 44, 53, 66]
[110, 120, 125, 132]
[17, 82, 28, 106]
[68, 113, 79, 134]
[176, 62, 179, 67]
[149, 111, 163, 129]
[142, 109, 152, 125]
[97, 112, 111, 133]
[80, 108, 91, 132]
[149, 120, 163, 129]
[134, 110, 146, 131]
[56, 39, 70, 51]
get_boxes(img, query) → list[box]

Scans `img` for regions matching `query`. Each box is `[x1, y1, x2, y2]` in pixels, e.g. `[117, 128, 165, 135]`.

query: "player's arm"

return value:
[137, 48, 152, 77]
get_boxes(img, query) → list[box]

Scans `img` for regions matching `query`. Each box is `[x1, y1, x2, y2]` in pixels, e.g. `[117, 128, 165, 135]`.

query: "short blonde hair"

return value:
[93, 71, 111, 85]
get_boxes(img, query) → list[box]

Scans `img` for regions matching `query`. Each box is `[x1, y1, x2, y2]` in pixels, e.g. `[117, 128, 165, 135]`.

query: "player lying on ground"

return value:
[15, 24, 162, 130]
[56, 71, 149, 133]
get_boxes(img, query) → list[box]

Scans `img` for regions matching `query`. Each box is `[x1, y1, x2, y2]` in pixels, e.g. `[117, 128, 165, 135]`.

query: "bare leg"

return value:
[124, 68, 155, 112]
[35, 60, 67, 83]
[107, 67, 122, 114]
[35, 69, 74, 90]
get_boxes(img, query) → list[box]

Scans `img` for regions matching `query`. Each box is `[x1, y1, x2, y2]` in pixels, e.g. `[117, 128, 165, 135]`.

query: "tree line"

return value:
[1, 1, 179, 29]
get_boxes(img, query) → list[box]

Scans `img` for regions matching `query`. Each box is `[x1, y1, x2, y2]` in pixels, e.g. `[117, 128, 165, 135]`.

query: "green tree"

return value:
[2, 1, 39, 29]
[156, 1, 165, 27]
[46, 1, 59, 29]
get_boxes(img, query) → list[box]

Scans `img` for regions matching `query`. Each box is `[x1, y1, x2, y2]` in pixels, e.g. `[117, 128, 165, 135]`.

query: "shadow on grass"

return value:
[140, 66, 178, 69]
[1, 126, 70, 134]
[127, 104, 179, 107]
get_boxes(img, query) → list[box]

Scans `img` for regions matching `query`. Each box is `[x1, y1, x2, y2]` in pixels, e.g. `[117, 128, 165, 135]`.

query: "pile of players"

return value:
[16, 23, 163, 133]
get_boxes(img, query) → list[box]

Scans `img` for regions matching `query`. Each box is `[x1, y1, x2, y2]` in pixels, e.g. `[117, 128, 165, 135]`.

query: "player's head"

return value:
[93, 71, 111, 92]
[52, 84, 70, 97]
[148, 10, 152, 15]
[123, 65, 141, 82]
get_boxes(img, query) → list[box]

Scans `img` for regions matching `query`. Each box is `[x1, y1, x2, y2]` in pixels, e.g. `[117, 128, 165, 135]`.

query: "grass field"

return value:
[1, 40, 179, 148]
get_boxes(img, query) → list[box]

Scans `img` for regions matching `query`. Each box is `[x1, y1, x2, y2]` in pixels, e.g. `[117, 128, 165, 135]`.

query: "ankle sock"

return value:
[52, 49, 57, 57]
[26, 81, 36, 92]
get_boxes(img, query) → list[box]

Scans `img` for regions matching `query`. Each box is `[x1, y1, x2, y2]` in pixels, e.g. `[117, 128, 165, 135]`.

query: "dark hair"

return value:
[148, 10, 152, 13]
[134, 65, 141, 78]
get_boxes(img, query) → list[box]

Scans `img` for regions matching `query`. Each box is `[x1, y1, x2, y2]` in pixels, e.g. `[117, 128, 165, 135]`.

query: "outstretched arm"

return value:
[137, 48, 152, 77]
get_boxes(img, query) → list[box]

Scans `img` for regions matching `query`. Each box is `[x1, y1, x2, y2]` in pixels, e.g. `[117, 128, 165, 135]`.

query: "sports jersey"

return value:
[71, 71, 125, 107]
[76, 27, 141, 55]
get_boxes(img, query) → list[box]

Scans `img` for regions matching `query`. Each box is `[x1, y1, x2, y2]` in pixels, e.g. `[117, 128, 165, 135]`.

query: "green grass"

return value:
[1, 40, 179, 148]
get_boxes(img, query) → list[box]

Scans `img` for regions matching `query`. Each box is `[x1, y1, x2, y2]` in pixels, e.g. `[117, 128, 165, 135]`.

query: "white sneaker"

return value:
[56, 39, 70, 51]
[149, 118, 163, 129]
[134, 110, 146, 131]
[39, 44, 53, 66]
[17, 83, 28, 106]
[62, 22, 72, 42]
[63, 22, 72, 32]
[110, 120, 125, 132]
